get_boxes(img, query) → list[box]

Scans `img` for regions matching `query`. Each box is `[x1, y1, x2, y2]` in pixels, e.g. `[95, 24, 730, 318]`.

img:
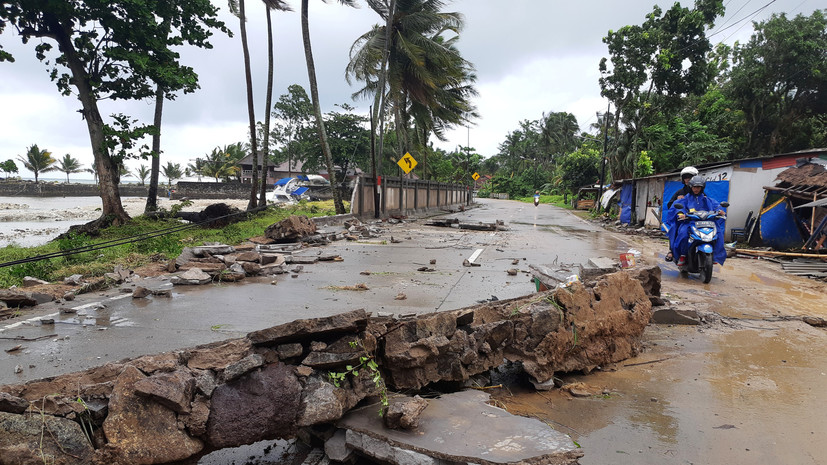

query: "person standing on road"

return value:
[664, 166, 699, 262]
[534, 191, 540, 207]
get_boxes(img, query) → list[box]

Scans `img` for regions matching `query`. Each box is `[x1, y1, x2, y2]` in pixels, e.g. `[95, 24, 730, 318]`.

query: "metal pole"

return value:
[597, 102, 610, 212]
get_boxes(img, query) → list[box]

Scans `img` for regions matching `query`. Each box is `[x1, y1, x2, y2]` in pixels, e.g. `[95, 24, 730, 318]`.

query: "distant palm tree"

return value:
[56, 154, 84, 183]
[186, 158, 206, 181]
[18, 144, 57, 183]
[221, 143, 247, 182]
[161, 162, 183, 187]
[135, 164, 151, 186]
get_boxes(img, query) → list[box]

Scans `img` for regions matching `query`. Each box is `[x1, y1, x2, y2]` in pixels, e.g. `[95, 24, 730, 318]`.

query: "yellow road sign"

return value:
[397, 152, 418, 174]
[472, 172, 480, 181]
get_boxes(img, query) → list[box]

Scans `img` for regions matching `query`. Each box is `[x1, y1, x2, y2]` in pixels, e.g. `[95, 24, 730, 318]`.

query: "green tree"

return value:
[301, 103, 371, 186]
[271, 84, 313, 176]
[56, 154, 85, 183]
[1, 1, 227, 227]
[17, 144, 56, 183]
[726, 10, 827, 156]
[0, 160, 19, 179]
[186, 158, 207, 181]
[162, 162, 184, 187]
[301, 0, 355, 215]
[599, 0, 724, 177]
[135, 164, 151, 186]
[201, 146, 238, 181]
[558, 147, 600, 194]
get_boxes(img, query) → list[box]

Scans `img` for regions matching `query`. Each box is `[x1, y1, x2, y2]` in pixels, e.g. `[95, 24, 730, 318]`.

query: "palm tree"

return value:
[18, 144, 57, 183]
[201, 147, 237, 181]
[56, 154, 84, 183]
[186, 158, 206, 181]
[347, 0, 477, 178]
[161, 162, 183, 187]
[301, 0, 355, 215]
[135, 164, 151, 186]
[228, 0, 260, 210]
[221, 143, 247, 182]
[260, 0, 293, 206]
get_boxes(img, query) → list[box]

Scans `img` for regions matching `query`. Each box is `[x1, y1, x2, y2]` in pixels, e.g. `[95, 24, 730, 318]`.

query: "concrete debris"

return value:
[63, 274, 85, 286]
[0, 271, 652, 465]
[22, 276, 49, 287]
[651, 307, 701, 325]
[417, 267, 435, 272]
[338, 390, 582, 465]
[429, 259, 436, 264]
[266, 215, 318, 243]
[803, 316, 827, 327]
[193, 244, 236, 257]
[506, 268, 519, 276]
[328, 283, 369, 291]
[395, 293, 407, 300]
[384, 395, 428, 430]
[170, 268, 212, 285]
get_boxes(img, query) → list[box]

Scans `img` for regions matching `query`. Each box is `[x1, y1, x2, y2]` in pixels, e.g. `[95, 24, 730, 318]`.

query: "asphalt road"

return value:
[0, 198, 634, 386]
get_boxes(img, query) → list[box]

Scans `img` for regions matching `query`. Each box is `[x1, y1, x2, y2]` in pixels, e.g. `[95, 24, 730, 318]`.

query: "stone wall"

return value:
[172, 181, 251, 200]
[0, 181, 148, 197]
[0, 270, 654, 465]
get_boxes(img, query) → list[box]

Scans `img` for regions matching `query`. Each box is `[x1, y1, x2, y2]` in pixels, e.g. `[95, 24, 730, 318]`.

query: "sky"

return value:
[0, 0, 821, 180]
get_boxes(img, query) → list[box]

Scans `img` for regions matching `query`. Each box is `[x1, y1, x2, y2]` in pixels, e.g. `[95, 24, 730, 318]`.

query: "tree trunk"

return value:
[146, 84, 164, 213]
[46, 13, 129, 225]
[301, 0, 345, 215]
[239, 0, 259, 210]
[260, 7, 275, 206]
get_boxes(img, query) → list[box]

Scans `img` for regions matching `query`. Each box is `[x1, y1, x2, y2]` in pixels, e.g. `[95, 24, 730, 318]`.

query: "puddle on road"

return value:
[747, 273, 822, 301]
[491, 324, 827, 465]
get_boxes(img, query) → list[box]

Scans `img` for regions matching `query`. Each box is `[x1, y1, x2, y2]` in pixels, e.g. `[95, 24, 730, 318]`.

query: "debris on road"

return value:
[327, 283, 369, 291]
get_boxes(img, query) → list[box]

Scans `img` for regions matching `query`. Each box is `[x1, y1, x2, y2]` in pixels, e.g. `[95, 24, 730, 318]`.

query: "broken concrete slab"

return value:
[248, 309, 369, 346]
[337, 390, 582, 465]
[651, 307, 700, 325]
[266, 215, 317, 243]
[170, 268, 212, 285]
[193, 244, 235, 257]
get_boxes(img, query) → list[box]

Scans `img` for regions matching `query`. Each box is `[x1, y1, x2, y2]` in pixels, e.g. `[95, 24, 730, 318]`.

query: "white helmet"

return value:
[680, 166, 699, 178]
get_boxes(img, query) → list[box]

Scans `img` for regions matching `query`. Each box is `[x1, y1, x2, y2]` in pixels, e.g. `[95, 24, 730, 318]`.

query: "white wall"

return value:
[725, 166, 788, 241]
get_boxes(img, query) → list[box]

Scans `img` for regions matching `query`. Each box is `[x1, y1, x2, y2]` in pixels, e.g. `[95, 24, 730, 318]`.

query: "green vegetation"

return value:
[0, 201, 343, 288]
[328, 339, 389, 416]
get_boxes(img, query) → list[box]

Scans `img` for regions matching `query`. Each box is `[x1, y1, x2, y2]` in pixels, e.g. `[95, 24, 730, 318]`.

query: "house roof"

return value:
[775, 162, 827, 190]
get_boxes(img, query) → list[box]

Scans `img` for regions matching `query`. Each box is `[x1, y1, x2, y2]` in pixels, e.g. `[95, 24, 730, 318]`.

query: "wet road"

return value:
[0, 198, 632, 385]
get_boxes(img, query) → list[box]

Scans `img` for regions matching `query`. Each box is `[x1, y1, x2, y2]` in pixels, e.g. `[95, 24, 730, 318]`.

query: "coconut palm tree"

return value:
[347, 0, 477, 177]
[260, 0, 293, 206]
[301, 0, 356, 215]
[56, 154, 85, 183]
[135, 164, 151, 186]
[186, 158, 206, 181]
[227, 0, 260, 209]
[161, 162, 183, 187]
[18, 144, 57, 183]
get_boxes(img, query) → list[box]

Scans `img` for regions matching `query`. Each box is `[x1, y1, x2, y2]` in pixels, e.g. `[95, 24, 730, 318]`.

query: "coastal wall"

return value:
[0, 181, 149, 198]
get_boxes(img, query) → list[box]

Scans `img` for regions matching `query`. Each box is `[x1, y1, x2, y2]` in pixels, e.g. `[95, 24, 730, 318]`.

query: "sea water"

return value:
[0, 196, 110, 247]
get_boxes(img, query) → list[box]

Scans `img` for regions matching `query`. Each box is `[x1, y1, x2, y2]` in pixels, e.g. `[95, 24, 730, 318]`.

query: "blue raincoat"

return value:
[667, 192, 727, 265]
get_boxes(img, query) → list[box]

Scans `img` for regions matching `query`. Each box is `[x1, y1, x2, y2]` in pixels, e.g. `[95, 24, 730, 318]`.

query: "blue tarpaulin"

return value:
[619, 182, 634, 224]
[274, 177, 293, 186]
[292, 187, 309, 196]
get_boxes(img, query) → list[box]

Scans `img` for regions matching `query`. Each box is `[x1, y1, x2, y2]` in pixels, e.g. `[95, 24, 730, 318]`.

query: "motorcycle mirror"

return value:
[720, 201, 730, 207]
[673, 202, 684, 209]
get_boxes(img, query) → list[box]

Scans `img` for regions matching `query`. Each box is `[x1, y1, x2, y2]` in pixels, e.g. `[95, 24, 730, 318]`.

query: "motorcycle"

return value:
[672, 201, 729, 283]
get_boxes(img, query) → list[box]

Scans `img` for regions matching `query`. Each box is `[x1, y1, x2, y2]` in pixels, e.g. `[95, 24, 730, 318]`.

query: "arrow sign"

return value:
[397, 152, 418, 174]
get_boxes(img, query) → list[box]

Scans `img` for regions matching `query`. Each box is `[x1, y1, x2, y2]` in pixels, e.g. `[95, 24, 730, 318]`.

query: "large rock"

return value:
[0, 289, 38, 307]
[206, 363, 301, 449]
[100, 366, 203, 464]
[186, 339, 252, 371]
[0, 392, 29, 414]
[133, 369, 195, 413]
[0, 411, 94, 465]
[170, 268, 212, 285]
[265, 215, 317, 243]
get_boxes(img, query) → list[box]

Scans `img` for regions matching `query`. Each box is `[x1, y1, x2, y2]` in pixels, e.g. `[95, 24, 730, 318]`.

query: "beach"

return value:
[0, 196, 250, 247]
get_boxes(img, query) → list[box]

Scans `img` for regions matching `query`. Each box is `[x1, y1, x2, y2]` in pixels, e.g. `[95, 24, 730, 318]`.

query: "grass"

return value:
[0, 200, 347, 288]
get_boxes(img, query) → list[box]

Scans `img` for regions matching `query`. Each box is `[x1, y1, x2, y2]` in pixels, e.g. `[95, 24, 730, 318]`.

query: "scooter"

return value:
[672, 201, 728, 284]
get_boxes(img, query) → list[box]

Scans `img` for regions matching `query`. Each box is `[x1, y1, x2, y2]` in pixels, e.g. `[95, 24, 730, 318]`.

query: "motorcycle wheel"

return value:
[699, 252, 714, 283]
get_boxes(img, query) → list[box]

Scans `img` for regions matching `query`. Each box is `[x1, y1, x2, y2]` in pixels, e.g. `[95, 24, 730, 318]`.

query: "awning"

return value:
[292, 187, 309, 196]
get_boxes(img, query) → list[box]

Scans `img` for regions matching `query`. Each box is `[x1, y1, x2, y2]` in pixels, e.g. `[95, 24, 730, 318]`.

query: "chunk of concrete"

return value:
[337, 390, 582, 464]
[651, 307, 700, 325]
[324, 429, 354, 463]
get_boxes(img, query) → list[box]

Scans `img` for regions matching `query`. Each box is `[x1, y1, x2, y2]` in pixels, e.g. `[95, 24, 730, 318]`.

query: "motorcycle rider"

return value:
[664, 166, 699, 262]
[670, 175, 727, 267]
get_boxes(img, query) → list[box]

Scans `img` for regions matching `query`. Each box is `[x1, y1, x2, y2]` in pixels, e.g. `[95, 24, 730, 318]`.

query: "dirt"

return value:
[490, 227, 827, 465]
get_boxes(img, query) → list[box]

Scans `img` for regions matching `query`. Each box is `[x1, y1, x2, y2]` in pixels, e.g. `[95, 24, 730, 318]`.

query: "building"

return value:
[623, 148, 827, 242]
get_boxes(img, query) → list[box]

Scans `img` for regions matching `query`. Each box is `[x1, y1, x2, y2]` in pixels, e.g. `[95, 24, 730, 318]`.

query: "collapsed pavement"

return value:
[0, 268, 656, 465]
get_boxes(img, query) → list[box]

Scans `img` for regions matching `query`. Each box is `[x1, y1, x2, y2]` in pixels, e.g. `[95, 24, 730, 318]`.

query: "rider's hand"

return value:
[677, 212, 686, 220]
[717, 210, 725, 216]
[677, 195, 684, 200]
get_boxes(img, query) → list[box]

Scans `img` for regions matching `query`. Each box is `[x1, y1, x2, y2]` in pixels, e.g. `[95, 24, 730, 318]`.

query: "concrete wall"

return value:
[352, 176, 469, 218]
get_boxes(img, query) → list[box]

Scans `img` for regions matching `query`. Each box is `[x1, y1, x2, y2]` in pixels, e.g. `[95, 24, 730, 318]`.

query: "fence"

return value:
[351, 175, 469, 218]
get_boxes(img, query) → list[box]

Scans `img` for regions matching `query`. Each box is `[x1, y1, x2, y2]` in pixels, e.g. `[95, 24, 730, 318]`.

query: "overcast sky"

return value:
[0, 0, 820, 179]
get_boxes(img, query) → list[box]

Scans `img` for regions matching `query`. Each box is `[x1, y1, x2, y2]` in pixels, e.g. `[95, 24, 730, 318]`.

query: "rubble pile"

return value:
[0, 269, 654, 465]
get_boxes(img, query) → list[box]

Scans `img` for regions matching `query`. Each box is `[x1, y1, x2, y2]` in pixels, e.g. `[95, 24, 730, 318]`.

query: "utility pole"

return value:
[597, 102, 610, 213]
